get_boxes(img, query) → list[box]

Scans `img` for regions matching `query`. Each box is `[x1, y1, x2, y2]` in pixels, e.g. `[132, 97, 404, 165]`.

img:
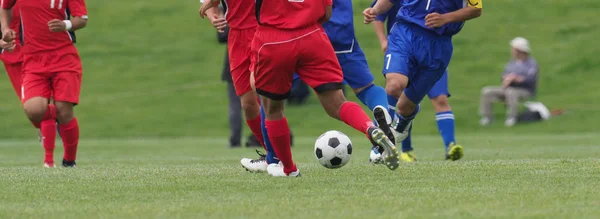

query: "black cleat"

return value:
[62, 159, 76, 168]
[373, 106, 396, 144]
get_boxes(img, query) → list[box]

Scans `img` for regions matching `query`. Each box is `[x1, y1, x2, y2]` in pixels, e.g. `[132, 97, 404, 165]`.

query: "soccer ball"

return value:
[314, 130, 352, 169]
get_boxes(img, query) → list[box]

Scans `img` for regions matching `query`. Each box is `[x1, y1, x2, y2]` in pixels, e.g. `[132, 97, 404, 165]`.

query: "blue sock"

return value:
[436, 111, 456, 150]
[260, 100, 278, 164]
[356, 84, 389, 112]
[387, 95, 398, 116]
[395, 104, 420, 132]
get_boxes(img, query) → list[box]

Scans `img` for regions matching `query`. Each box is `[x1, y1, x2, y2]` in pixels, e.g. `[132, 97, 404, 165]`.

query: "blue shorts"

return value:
[383, 22, 453, 104]
[337, 41, 374, 89]
[428, 70, 450, 99]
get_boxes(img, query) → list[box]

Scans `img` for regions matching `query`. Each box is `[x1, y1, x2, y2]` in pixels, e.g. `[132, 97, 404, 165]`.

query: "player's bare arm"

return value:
[425, 6, 482, 28]
[363, 0, 393, 24]
[372, 20, 388, 52]
[48, 16, 88, 33]
[199, 0, 227, 33]
[0, 8, 15, 43]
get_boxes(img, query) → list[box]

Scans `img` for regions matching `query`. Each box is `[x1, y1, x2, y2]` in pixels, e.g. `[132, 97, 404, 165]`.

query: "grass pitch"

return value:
[1, 133, 599, 218]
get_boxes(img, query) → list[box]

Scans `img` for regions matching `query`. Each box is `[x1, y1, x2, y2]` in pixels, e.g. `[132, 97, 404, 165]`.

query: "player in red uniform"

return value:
[1, 0, 88, 167]
[203, 0, 401, 177]
[198, 0, 268, 154]
[0, 2, 59, 168]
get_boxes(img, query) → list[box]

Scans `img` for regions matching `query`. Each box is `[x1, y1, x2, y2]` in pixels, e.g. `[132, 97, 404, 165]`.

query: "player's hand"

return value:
[425, 12, 450, 28]
[0, 40, 15, 51]
[363, 8, 378, 24]
[199, 0, 219, 19]
[1, 28, 15, 43]
[209, 14, 227, 33]
[380, 40, 388, 53]
[48, 19, 67, 32]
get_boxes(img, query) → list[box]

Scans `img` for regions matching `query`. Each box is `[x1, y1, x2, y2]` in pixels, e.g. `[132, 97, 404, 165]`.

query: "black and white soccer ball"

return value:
[314, 130, 352, 169]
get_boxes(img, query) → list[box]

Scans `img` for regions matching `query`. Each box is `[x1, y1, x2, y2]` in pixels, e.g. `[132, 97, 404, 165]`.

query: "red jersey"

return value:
[1, 0, 88, 54]
[0, 1, 22, 64]
[201, 0, 256, 30]
[255, 0, 332, 30]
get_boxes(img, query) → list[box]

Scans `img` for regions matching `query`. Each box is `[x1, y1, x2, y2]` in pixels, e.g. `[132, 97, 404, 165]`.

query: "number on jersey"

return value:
[50, 0, 64, 9]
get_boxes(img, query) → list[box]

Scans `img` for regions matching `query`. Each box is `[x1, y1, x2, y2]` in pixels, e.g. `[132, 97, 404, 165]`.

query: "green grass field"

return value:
[1, 134, 599, 218]
[1, 0, 599, 218]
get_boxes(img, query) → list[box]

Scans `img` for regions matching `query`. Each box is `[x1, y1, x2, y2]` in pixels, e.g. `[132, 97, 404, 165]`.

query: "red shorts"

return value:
[228, 27, 256, 96]
[3, 62, 22, 99]
[250, 25, 343, 100]
[21, 48, 83, 104]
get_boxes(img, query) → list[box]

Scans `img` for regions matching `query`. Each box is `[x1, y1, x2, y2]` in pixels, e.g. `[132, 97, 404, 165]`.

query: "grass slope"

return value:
[1, 134, 599, 218]
[1, 0, 599, 139]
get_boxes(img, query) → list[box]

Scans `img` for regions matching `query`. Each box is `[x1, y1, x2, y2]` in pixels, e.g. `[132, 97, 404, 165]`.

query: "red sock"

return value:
[246, 116, 266, 150]
[31, 104, 56, 129]
[59, 117, 79, 161]
[339, 101, 374, 134]
[265, 117, 296, 174]
[41, 119, 57, 163]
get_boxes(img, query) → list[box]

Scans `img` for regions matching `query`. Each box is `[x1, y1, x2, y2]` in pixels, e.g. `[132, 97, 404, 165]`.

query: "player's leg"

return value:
[428, 71, 462, 160]
[339, 42, 390, 121]
[297, 31, 399, 170]
[240, 98, 279, 173]
[7, 63, 57, 167]
[21, 72, 57, 167]
[250, 32, 299, 177]
[52, 71, 82, 167]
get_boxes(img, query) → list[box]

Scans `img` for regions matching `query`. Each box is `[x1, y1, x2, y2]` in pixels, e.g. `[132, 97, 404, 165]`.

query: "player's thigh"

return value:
[4, 63, 23, 99]
[427, 70, 450, 99]
[296, 31, 344, 94]
[22, 72, 52, 104]
[52, 71, 82, 105]
[251, 37, 296, 101]
[228, 29, 255, 96]
[383, 25, 415, 79]
[339, 48, 374, 90]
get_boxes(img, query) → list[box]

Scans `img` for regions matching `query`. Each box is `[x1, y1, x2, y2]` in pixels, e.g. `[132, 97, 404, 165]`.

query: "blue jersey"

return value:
[393, 0, 467, 36]
[322, 0, 355, 52]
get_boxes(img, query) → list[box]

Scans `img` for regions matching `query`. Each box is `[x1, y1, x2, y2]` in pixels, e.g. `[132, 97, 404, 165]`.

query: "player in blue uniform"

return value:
[364, 0, 482, 161]
[241, 0, 395, 172]
[369, 0, 466, 162]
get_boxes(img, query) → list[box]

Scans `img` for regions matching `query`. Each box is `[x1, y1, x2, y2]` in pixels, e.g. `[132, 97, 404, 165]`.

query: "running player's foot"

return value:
[266, 163, 301, 177]
[240, 150, 268, 172]
[43, 162, 56, 168]
[368, 126, 400, 171]
[62, 159, 76, 168]
[373, 105, 395, 143]
[401, 150, 417, 162]
[445, 143, 463, 161]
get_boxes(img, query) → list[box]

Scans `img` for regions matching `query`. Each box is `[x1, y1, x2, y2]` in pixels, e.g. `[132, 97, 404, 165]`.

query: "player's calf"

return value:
[55, 101, 79, 167]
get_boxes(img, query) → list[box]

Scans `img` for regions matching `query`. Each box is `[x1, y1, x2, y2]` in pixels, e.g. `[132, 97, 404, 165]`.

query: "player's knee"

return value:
[431, 96, 451, 112]
[263, 99, 284, 120]
[317, 89, 346, 119]
[384, 76, 406, 98]
[23, 100, 48, 123]
[240, 93, 260, 115]
[55, 102, 75, 124]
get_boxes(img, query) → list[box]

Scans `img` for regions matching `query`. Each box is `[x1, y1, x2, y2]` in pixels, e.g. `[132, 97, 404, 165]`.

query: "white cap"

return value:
[510, 37, 531, 53]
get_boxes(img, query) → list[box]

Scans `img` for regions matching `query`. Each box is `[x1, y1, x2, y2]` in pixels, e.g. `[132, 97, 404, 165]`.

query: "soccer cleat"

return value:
[240, 150, 268, 173]
[62, 159, 76, 168]
[445, 143, 464, 161]
[373, 105, 395, 144]
[43, 162, 56, 168]
[368, 126, 400, 171]
[400, 150, 417, 163]
[505, 118, 516, 127]
[266, 163, 301, 177]
[369, 147, 383, 164]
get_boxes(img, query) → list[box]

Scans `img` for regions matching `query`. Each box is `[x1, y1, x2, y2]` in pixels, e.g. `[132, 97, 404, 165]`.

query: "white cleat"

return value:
[267, 163, 301, 177]
[240, 150, 268, 172]
[43, 162, 56, 168]
[368, 127, 400, 171]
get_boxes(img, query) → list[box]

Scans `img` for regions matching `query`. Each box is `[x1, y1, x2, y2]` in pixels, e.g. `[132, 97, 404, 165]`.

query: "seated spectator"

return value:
[479, 37, 539, 127]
